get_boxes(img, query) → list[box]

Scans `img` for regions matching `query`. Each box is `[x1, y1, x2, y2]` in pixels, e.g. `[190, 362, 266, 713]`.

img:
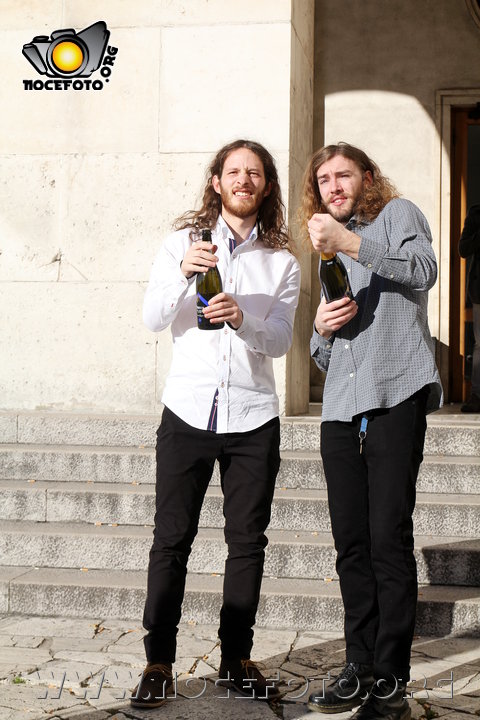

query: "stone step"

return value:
[2, 410, 480, 455]
[0, 413, 160, 449]
[1, 520, 479, 586]
[1, 481, 480, 537]
[0, 444, 479, 494]
[423, 413, 480, 456]
[1, 566, 479, 636]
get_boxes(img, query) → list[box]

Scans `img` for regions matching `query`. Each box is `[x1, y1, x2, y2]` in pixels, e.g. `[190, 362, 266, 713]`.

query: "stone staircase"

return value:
[0, 409, 479, 636]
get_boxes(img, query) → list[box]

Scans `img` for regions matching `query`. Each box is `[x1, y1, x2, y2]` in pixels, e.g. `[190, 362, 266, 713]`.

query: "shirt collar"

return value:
[346, 214, 368, 230]
[217, 215, 259, 246]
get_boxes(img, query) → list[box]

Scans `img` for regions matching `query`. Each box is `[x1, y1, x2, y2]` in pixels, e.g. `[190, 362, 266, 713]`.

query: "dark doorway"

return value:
[450, 107, 480, 401]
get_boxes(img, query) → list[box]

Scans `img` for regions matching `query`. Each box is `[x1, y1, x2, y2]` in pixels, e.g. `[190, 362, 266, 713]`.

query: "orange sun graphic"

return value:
[51, 41, 84, 73]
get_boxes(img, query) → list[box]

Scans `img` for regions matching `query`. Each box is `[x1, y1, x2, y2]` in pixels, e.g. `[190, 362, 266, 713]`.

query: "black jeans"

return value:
[143, 406, 281, 663]
[320, 388, 428, 682]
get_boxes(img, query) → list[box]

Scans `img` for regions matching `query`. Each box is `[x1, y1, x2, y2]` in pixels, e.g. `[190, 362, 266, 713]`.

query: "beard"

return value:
[326, 204, 354, 224]
[219, 185, 267, 220]
[324, 188, 365, 224]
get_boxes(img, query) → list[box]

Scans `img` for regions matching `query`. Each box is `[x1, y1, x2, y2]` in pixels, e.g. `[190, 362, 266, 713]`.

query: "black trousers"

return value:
[143, 406, 281, 663]
[320, 388, 428, 682]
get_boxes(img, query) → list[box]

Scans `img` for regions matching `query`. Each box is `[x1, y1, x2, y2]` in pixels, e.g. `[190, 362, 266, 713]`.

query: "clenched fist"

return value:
[308, 213, 361, 259]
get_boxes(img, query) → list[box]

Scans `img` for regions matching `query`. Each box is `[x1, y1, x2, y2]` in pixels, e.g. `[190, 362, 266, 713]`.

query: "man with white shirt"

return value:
[131, 139, 300, 709]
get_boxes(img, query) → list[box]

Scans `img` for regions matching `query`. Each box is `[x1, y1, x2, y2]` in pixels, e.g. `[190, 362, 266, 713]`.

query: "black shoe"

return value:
[130, 662, 173, 708]
[461, 393, 480, 413]
[308, 662, 374, 713]
[218, 657, 282, 700]
[352, 681, 410, 720]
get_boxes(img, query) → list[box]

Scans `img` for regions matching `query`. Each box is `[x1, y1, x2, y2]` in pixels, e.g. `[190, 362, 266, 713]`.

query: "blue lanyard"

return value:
[359, 415, 368, 455]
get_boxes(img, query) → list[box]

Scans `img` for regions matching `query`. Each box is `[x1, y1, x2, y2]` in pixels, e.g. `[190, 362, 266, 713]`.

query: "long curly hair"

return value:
[297, 142, 399, 250]
[173, 139, 292, 251]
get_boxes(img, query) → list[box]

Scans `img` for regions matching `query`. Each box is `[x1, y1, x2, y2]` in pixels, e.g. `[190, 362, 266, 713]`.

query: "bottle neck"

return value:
[200, 228, 213, 256]
[201, 229, 212, 245]
[320, 252, 336, 261]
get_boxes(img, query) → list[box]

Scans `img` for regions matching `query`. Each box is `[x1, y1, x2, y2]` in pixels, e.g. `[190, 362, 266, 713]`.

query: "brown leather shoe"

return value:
[218, 658, 282, 700]
[130, 662, 173, 708]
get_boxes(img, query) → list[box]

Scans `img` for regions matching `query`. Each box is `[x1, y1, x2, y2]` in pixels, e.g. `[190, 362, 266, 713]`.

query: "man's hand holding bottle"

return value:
[314, 295, 358, 338]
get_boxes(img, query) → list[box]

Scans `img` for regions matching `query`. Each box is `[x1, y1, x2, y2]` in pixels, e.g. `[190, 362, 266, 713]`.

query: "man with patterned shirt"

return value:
[299, 143, 442, 720]
[131, 139, 300, 709]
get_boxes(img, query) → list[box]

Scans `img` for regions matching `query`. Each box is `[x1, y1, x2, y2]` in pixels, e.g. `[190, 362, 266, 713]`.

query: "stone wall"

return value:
[0, 1, 314, 415]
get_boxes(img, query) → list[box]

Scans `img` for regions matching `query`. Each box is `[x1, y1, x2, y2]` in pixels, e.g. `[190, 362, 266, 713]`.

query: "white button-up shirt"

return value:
[143, 216, 301, 433]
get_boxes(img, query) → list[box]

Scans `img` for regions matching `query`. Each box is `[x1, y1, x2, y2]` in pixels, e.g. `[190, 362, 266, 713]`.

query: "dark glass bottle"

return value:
[319, 252, 353, 303]
[196, 229, 224, 330]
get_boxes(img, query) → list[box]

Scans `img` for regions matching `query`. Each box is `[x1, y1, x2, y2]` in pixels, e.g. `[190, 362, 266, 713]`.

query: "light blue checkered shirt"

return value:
[310, 198, 443, 422]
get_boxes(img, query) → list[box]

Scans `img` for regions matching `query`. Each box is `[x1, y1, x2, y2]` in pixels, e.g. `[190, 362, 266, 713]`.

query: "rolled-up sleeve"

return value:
[357, 199, 437, 291]
[310, 325, 334, 372]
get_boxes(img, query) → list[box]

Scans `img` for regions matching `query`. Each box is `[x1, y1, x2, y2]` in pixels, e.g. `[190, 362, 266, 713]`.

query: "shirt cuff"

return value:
[357, 232, 387, 273]
[310, 325, 334, 353]
[233, 309, 259, 347]
[178, 261, 197, 284]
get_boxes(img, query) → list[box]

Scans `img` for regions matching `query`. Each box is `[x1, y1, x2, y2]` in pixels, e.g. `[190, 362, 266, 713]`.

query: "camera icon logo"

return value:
[22, 21, 110, 78]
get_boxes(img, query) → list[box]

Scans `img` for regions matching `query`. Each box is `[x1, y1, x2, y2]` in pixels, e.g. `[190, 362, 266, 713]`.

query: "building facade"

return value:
[2, 0, 479, 417]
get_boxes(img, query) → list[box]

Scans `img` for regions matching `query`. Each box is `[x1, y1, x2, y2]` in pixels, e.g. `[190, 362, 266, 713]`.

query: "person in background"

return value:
[298, 142, 442, 720]
[131, 139, 300, 709]
[459, 204, 480, 412]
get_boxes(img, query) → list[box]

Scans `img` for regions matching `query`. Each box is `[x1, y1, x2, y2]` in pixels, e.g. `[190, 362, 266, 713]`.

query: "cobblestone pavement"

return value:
[0, 615, 478, 720]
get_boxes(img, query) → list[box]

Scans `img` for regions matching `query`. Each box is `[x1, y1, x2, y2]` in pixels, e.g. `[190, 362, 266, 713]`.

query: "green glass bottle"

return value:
[196, 229, 224, 330]
[319, 252, 353, 303]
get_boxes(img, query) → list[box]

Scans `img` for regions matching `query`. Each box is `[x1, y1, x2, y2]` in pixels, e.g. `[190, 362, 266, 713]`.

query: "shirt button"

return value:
[347, 268, 351, 273]
[390, 274, 394, 278]
[223, 355, 227, 361]
[326, 344, 331, 349]
[221, 382, 225, 388]
[349, 372, 354, 378]
[367, 263, 372, 268]
[344, 344, 349, 349]
[224, 329, 228, 334]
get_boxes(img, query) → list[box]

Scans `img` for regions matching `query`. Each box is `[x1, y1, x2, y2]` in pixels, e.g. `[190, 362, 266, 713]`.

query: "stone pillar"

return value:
[285, 0, 315, 415]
